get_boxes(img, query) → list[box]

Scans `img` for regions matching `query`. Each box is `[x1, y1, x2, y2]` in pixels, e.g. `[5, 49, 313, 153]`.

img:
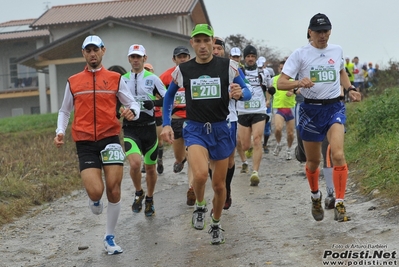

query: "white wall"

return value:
[93, 24, 193, 75]
[0, 96, 40, 118]
[50, 24, 193, 110]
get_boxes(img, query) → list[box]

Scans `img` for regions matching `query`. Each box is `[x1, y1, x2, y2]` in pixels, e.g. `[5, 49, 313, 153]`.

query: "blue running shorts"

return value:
[297, 102, 346, 142]
[183, 120, 234, 160]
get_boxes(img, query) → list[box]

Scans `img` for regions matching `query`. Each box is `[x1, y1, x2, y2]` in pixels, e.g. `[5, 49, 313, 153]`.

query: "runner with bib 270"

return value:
[161, 24, 250, 245]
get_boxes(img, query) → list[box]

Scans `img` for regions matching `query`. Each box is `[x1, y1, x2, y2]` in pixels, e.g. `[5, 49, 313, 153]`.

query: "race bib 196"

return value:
[190, 77, 221, 100]
[310, 65, 337, 83]
[100, 143, 125, 164]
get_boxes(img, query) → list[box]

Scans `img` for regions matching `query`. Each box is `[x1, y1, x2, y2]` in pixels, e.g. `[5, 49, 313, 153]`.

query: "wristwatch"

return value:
[346, 85, 357, 92]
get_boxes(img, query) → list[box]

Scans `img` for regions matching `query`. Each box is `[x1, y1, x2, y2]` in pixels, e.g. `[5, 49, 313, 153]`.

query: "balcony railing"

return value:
[0, 74, 39, 93]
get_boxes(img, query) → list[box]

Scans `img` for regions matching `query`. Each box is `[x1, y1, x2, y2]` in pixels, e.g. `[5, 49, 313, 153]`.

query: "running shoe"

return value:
[240, 163, 249, 174]
[186, 187, 196, 206]
[273, 144, 283, 156]
[263, 145, 269, 154]
[324, 194, 336, 209]
[132, 191, 145, 213]
[311, 192, 324, 221]
[208, 222, 225, 245]
[144, 200, 155, 217]
[223, 195, 232, 210]
[250, 171, 260, 186]
[103, 235, 123, 255]
[173, 158, 186, 173]
[192, 204, 207, 230]
[286, 149, 292, 160]
[157, 159, 164, 174]
[89, 199, 103, 215]
[334, 202, 351, 222]
[245, 147, 253, 159]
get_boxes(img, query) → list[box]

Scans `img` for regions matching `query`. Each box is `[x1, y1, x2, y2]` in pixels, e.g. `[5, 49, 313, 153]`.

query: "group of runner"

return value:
[53, 12, 361, 254]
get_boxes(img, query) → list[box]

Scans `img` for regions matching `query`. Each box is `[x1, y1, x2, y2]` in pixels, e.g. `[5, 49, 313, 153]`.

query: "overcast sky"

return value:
[1, 0, 397, 68]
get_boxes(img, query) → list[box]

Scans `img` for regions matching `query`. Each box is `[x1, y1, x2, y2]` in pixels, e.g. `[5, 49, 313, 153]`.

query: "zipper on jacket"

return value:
[93, 72, 97, 141]
[134, 73, 138, 95]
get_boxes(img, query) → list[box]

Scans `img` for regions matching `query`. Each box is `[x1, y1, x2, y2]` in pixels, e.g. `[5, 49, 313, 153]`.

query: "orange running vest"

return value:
[68, 66, 122, 141]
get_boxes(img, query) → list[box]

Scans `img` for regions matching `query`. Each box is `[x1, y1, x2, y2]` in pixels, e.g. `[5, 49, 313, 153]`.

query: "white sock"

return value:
[106, 201, 121, 236]
[311, 190, 321, 199]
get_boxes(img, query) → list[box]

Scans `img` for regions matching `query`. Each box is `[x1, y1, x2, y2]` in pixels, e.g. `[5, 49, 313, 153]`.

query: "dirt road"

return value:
[1, 136, 398, 267]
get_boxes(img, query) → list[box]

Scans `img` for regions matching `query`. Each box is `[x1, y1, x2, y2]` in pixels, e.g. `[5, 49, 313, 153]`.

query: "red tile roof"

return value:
[0, 19, 36, 27]
[0, 30, 49, 41]
[32, 0, 199, 27]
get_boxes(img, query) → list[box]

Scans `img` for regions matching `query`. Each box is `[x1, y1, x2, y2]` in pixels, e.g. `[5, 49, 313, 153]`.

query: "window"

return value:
[9, 57, 37, 88]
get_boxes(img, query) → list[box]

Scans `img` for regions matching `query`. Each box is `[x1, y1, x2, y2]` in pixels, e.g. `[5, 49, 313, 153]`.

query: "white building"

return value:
[0, 0, 211, 117]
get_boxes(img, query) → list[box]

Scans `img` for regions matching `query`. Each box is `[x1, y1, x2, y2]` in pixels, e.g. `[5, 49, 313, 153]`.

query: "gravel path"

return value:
[1, 136, 398, 267]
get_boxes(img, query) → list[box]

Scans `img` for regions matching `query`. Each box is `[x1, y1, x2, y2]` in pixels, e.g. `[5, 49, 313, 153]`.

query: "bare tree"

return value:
[224, 34, 283, 74]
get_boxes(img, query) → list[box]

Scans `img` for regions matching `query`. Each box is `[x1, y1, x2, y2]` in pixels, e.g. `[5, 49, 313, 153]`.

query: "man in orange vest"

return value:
[54, 35, 140, 255]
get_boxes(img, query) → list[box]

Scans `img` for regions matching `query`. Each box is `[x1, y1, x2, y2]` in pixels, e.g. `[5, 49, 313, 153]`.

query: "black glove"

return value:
[143, 100, 154, 110]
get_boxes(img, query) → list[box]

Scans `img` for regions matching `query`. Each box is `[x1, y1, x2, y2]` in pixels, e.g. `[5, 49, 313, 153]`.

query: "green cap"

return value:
[191, 24, 214, 37]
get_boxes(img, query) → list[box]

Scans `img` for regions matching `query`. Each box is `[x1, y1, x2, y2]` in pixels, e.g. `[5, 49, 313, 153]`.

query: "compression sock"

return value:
[158, 145, 163, 159]
[333, 164, 348, 201]
[263, 135, 269, 146]
[323, 167, 334, 196]
[226, 164, 235, 195]
[106, 201, 121, 236]
[306, 166, 320, 194]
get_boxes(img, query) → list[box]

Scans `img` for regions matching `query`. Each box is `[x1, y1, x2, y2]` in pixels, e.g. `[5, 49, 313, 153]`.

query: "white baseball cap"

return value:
[82, 35, 104, 49]
[230, 47, 241, 56]
[257, 56, 266, 67]
[128, 44, 146, 56]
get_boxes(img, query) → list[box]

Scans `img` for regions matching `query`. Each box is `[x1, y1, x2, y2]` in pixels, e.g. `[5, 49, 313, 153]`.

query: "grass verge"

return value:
[345, 87, 399, 204]
[0, 113, 81, 225]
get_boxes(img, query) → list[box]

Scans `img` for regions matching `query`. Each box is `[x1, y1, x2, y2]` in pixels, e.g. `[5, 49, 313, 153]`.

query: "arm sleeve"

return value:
[117, 78, 140, 120]
[233, 75, 252, 101]
[162, 81, 179, 126]
[230, 60, 251, 101]
[56, 83, 74, 135]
